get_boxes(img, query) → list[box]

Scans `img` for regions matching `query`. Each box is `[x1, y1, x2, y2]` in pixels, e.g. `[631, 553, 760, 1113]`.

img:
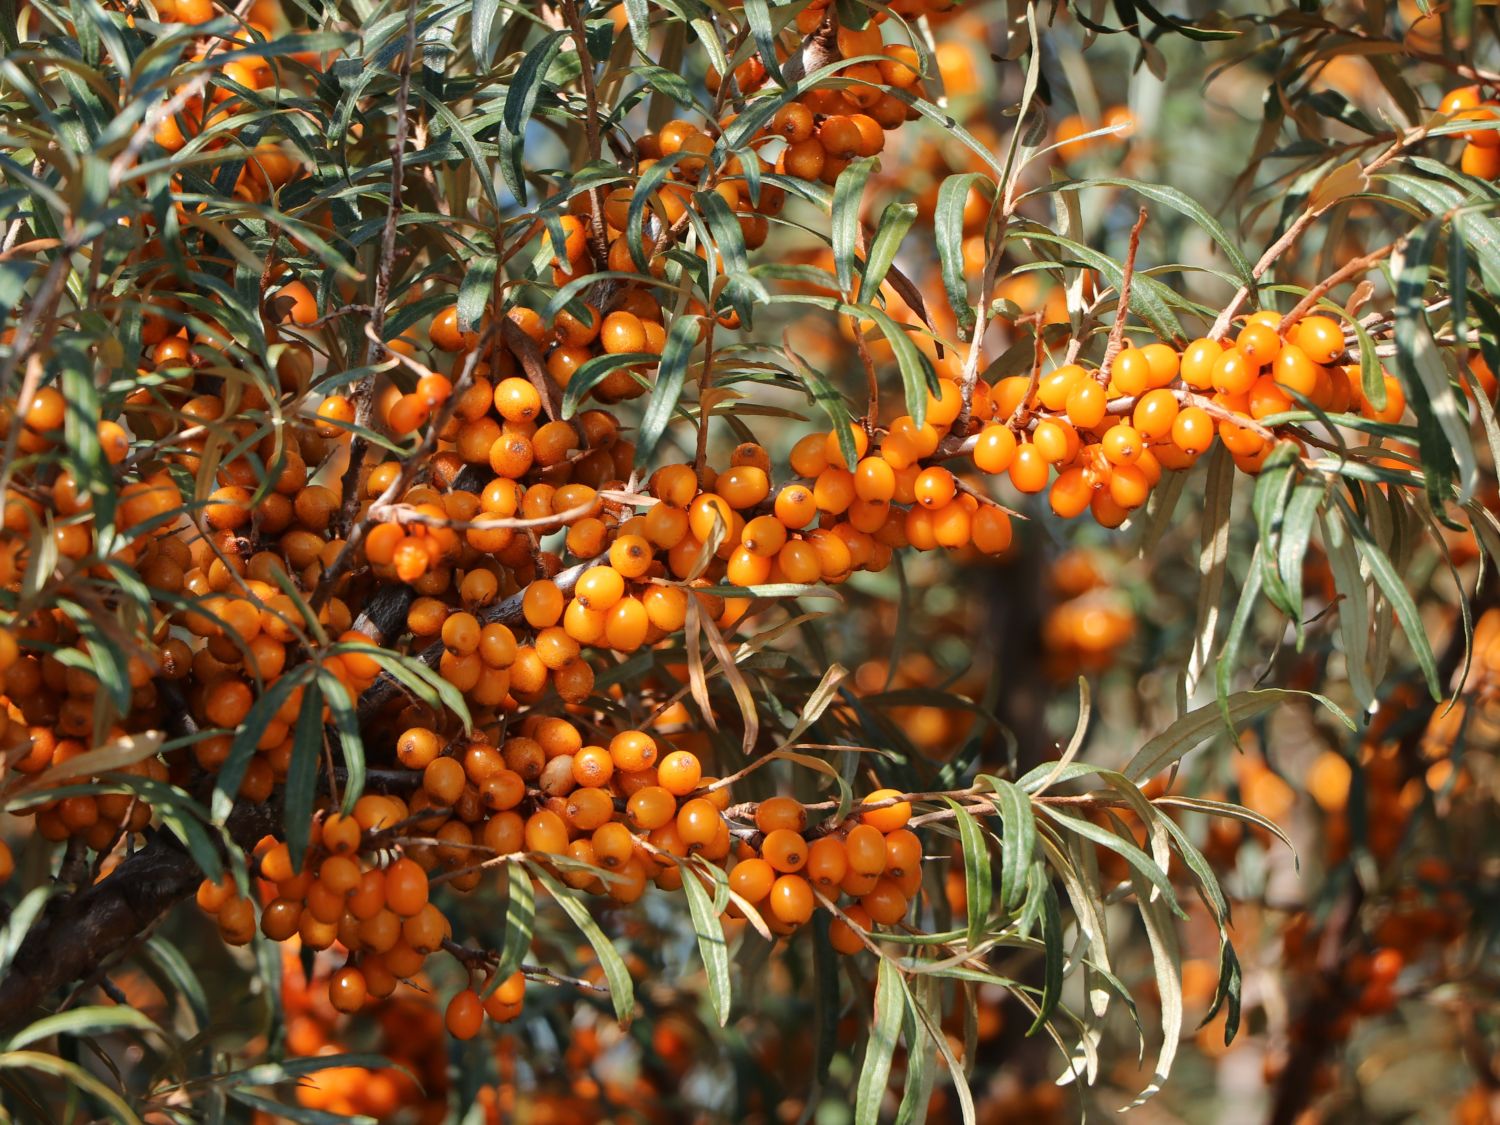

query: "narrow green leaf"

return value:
[981, 777, 1034, 917]
[853, 956, 906, 1125]
[499, 31, 567, 203]
[5, 1007, 159, 1052]
[1125, 864, 1183, 1106]
[1184, 444, 1233, 702]
[935, 173, 988, 339]
[861, 200, 918, 300]
[1337, 496, 1443, 699]
[944, 798, 992, 949]
[681, 861, 733, 1026]
[530, 866, 634, 1023]
[458, 256, 496, 334]
[831, 156, 878, 295]
[284, 678, 325, 872]
[1126, 688, 1351, 782]
[1029, 880, 1065, 1034]
[493, 863, 535, 985]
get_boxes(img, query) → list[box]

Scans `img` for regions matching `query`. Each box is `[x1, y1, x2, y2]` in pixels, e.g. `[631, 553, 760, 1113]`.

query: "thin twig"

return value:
[1098, 207, 1148, 383]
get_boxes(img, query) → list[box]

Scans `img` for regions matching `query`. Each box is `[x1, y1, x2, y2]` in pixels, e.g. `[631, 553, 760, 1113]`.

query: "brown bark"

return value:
[0, 799, 279, 1029]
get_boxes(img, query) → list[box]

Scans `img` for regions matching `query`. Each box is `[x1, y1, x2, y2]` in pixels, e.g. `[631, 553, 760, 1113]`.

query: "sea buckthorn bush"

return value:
[3, 0, 1500, 1120]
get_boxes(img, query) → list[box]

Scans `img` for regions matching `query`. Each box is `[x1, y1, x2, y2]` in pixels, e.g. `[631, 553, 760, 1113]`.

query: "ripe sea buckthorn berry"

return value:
[730, 857, 775, 902]
[1361, 373, 1406, 423]
[591, 822, 634, 869]
[756, 795, 807, 834]
[860, 878, 909, 924]
[218, 899, 256, 945]
[771, 103, 814, 142]
[830, 906, 871, 954]
[1442, 85, 1484, 115]
[429, 306, 478, 351]
[727, 544, 773, 585]
[1032, 419, 1077, 464]
[818, 115, 863, 160]
[774, 485, 817, 529]
[524, 809, 569, 854]
[628, 785, 676, 830]
[1064, 379, 1106, 430]
[813, 468, 856, 514]
[1111, 348, 1151, 396]
[563, 600, 606, 644]
[768, 874, 815, 925]
[446, 990, 484, 1039]
[604, 597, 650, 650]
[564, 786, 614, 831]
[315, 394, 355, 437]
[1049, 467, 1092, 519]
[611, 730, 658, 771]
[271, 280, 318, 326]
[575, 565, 625, 611]
[478, 623, 518, 668]
[762, 828, 808, 872]
[806, 835, 848, 888]
[789, 432, 831, 477]
[25, 386, 66, 432]
[972, 506, 1014, 553]
[688, 493, 735, 541]
[844, 823, 887, 876]
[652, 463, 698, 506]
[1141, 343, 1181, 387]
[775, 539, 820, 583]
[1236, 322, 1282, 367]
[1291, 315, 1344, 365]
[424, 756, 466, 804]
[1108, 463, 1151, 509]
[522, 579, 564, 628]
[608, 533, 653, 578]
[601, 310, 647, 354]
[329, 966, 368, 1013]
[973, 424, 1018, 474]
[204, 680, 253, 728]
[718, 465, 770, 508]
[658, 750, 703, 795]
[1132, 388, 1180, 440]
[1171, 405, 1215, 455]
[384, 857, 429, 917]
[742, 514, 788, 556]
[348, 869, 386, 919]
[1008, 444, 1049, 493]
[1272, 344, 1318, 397]
[1100, 424, 1142, 466]
[442, 611, 481, 655]
[1038, 364, 1085, 411]
[1211, 348, 1255, 395]
[883, 829, 923, 878]
[1180, 337, 1222, 389]
[320, 854, 362, 895]
[859, 788, 911, 833]
[914, 467, 956, 508]
[854, 457, 896, 502]
[260, 898, 301, 941]
[642, 585, 689, 631]
[644, 502, 690, 548]
[926, 379, 963, 427]
[677, 798, 720, 848]
[494, 377, 542, 423]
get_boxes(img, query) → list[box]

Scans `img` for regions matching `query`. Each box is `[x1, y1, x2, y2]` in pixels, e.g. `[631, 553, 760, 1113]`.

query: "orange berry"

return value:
[768, 874, 815, 925]
[446, 989, 484, 1039]
[859, 788, 910, 833]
